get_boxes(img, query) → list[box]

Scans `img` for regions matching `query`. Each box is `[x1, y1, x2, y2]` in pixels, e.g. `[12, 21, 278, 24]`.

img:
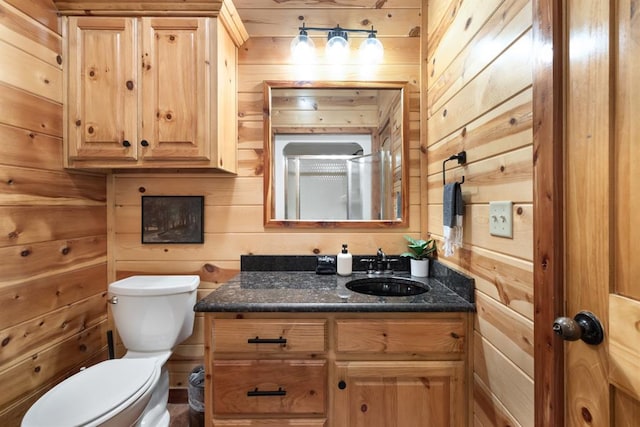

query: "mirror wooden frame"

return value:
[263, 80, 410, 228]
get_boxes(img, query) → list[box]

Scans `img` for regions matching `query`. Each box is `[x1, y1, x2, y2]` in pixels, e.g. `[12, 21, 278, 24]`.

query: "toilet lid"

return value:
[109, 275, 199, 296]
[23, 358, 157, 427]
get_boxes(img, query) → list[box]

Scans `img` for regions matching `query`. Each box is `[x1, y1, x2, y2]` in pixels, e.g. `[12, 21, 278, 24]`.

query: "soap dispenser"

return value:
[337, 244, 352, 276]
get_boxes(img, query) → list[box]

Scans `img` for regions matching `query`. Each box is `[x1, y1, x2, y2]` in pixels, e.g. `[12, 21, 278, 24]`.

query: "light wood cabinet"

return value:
[205, 313, 470, 427]
[210, 420, 327, 427]
[207, 317, 329, 426]
[334, 319, 466, 355]
[212, 319, 327, 353]
[66, 17, 137, 162]
[64, 10, 246, 171]
[213, 359, 327, 416]
[333, 361, 464, 427]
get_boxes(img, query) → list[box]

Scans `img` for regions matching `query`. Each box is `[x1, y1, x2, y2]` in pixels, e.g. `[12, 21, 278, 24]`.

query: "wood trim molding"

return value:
[532, 0, 565, 426]
[261, 80, 412, 229]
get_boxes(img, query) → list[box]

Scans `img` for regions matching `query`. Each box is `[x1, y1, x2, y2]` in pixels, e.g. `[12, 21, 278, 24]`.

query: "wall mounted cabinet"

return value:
[63, 8, 247, 171]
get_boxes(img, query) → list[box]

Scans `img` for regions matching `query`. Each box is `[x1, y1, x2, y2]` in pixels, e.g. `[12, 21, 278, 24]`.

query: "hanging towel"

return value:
[442, 182, 464, 257]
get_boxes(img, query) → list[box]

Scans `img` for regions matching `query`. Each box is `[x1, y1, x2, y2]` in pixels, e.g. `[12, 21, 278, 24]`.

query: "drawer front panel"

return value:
[212, 419, 327, 426]
[212, 359, 327, 415]
[213, 319, 326, 353]
[335, 319, 466, 355]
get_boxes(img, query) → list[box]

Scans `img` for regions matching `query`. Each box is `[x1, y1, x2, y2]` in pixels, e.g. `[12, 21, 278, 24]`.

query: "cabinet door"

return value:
[67, 17, 138, 161]
[140, 17, 210, 161]
[333, 361, 465, 427]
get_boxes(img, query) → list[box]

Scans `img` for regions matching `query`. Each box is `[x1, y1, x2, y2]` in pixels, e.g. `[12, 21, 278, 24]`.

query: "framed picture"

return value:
[141, 196, 204, 244]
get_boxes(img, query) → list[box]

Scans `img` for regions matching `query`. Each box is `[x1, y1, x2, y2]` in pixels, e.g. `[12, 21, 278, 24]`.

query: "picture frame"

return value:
[141, 196, 204, 244]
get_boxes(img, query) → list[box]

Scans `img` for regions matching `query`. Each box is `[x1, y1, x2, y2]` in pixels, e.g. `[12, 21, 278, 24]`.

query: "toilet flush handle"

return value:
[108, 295, 118, 304]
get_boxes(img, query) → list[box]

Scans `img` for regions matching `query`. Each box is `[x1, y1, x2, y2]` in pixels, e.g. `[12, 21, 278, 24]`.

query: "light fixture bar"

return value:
[297, 23, 378, 37]
[291, 22, 384, 65]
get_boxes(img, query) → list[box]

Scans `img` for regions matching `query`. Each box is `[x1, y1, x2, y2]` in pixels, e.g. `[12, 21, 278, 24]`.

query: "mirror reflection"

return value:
[264, 81, 409, 227]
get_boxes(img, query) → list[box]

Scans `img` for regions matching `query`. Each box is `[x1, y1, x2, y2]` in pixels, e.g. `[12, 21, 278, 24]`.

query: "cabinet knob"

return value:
[140, 140, 149, 147]
[338, 380, 347, 390]
[122, 140, 131, 147]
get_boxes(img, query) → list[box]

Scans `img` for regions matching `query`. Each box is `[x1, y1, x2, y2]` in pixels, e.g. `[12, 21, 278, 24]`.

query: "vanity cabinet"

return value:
[333, 319, 467, 427]
[64, 9, 246, 171]
[207, 318, 329, 426]
[205, 313, 470, 427]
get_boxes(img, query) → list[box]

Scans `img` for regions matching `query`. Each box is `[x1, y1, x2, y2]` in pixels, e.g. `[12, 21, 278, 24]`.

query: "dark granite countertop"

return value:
[194, 256, 475, 313]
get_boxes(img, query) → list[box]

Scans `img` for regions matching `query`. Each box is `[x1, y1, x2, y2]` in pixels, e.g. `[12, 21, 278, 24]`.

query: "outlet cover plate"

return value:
[489, 201, 513, 238]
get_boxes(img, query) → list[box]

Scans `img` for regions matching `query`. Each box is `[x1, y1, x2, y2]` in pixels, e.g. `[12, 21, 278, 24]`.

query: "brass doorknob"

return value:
[552, 311, 604, 345]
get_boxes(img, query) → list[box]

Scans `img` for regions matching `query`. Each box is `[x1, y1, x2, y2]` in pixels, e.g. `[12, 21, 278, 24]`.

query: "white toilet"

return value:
[22, 275, 200, 427]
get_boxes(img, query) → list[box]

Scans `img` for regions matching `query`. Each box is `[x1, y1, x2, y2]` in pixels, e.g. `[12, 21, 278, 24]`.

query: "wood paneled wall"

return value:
[111, 0, 422, 391]
[0, 0, 108, 424]
[0, 2, 536, 423]
[423, 0, 534, 426]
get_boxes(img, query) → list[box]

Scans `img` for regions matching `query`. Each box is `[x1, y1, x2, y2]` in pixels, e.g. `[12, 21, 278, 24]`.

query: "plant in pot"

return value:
[401, 235, 437, 277]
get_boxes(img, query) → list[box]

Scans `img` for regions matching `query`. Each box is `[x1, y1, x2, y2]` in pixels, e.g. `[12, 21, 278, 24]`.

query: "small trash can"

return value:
[188, 365, 205, 427]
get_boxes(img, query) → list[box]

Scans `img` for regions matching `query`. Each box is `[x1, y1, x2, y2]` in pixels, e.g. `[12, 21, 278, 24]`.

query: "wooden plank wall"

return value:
[423, 0, 534, 426]
[0, 0, 109, 424]
[111, 0, 422, 391]
[0, 1, 536, 422]
[271, 88, 381, 128]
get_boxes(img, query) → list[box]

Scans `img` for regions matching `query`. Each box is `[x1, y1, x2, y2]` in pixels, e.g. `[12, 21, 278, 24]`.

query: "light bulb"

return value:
[290, 32, 316, 63]
[326, 35, 350, 63]
[359, 35, 384, 64]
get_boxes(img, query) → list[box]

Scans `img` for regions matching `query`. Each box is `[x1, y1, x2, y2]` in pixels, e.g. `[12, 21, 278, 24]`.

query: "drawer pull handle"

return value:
[247, 387, 286, 397]
[247, 336, 287, 345]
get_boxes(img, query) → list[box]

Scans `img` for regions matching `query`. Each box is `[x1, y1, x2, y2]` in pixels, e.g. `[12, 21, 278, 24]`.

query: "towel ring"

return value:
[442, 151, 467, 185]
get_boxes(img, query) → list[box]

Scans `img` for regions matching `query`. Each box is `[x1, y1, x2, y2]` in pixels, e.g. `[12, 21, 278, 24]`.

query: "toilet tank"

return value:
[108, 275, 200, 353]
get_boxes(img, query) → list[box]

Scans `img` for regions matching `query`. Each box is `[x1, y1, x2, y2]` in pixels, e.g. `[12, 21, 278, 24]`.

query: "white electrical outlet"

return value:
[489, 201, 513, 238]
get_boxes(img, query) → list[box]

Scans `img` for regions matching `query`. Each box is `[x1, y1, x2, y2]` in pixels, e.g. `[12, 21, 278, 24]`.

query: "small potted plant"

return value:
[401, 235, 437, 277]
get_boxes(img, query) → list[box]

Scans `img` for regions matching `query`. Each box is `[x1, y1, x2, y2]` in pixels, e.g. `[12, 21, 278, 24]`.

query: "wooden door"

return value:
[140, 17, 210, 161]
[67, 17, 137, 161]
[563, 0, 640, 425]
[333, 361, 465, 427]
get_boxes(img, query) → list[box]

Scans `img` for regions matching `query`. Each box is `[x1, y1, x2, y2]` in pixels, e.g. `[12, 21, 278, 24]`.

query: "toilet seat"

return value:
[22, 358, 160, 427]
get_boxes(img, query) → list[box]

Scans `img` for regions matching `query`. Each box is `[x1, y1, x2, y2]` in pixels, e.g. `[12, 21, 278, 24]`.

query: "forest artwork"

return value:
[141, 196, 204, 243]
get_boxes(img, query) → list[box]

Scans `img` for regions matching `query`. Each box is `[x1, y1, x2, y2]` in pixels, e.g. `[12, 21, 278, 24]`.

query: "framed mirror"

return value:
[263, 81, 410, 228]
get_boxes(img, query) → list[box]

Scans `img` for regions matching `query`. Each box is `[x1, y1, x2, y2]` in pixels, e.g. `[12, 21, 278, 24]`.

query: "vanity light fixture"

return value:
[290, 25, 316, 63]
[290, 23, 384, 64]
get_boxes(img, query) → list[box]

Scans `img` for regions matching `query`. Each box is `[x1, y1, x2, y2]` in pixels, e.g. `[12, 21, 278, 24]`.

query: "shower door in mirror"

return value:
[284, 151, 393, 221]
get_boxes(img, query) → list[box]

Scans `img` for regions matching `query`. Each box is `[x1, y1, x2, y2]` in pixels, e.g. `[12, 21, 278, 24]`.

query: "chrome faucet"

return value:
[376, 247, 387, 272]
[361, 248, 396, 275]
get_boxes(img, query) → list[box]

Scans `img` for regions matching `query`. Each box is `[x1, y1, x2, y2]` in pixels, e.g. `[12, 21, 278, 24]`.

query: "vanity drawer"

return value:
[335, 319, 466, 356]
[212, 319, 326, 353]
[212, 359, 326, 416]
[212, 419, 327, 426]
